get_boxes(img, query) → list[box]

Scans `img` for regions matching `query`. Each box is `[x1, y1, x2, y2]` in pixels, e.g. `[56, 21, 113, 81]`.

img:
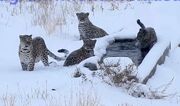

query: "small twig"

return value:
[155, 77, 174, 93]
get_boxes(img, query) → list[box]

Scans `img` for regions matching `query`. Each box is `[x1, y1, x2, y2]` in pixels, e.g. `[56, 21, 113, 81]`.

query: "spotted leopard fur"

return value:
[76, 12, 108, 40]
[19, 35, 65, 71]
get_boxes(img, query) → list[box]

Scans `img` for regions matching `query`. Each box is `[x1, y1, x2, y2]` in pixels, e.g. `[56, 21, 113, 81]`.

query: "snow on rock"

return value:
[103, 57, 136, 72]
[77, 33, 136, 70]
[94, 33, 136, 58]
[77, 56, 100, 68]
[103, 57, 134, 66]
[137, 39, 171, 83]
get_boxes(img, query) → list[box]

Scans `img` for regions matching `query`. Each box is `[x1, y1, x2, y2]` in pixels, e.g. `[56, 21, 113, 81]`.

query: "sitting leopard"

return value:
[76, 12, 108, 40]
[58, 39, 96, 66]
[19, 35, 67, 71]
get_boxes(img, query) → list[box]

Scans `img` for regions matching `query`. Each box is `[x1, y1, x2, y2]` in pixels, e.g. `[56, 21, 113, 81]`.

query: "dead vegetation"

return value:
[88, 60, 174, 99]
[98, 62, 138, 88]
[1, 0, 131, 35]
[1, 83, 101, 106]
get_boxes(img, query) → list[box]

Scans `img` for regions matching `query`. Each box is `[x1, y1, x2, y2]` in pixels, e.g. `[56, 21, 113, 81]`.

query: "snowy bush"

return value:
[98, 59, 138, 87]
[95, 58, 171, 99]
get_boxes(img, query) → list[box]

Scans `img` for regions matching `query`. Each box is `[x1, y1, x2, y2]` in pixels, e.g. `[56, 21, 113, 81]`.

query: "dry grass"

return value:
[31, 1, 83, 35]
[96, 60, 174, 99]
[0, 83, 101, 106]
[2, 95, 16, 106]
[0, 0, 130, 35]
[98, 61, 138, 87]
[1, 0, 82, 35]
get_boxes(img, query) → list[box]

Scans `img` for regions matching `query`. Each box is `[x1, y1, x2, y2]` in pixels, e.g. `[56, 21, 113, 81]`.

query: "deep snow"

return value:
[0, 1, 180, 106]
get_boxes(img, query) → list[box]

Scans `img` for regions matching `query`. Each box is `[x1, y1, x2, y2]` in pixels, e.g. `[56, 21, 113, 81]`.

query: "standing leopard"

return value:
[136, 19, 157, 58]
[19, 35, 66, 71]
[76, 12, 108, 40]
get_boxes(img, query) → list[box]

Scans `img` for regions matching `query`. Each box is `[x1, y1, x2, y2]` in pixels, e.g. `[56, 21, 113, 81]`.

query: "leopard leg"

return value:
[27, 61, 35, 71]
[41, 54, 49, 66]
[21, 62, 27, 71]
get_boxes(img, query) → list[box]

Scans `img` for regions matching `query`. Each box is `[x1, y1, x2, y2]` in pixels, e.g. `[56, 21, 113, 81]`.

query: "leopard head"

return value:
[19, 35, 33, 50]
[82, 39, 96, 50]
[76, 12, 90, 23]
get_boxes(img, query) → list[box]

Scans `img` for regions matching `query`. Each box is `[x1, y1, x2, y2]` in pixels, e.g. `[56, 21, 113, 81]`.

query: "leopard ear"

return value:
[86, 12, 89, 16]
[29, 35, 32, 38]
[93, 39, 97, 44]
[76, 13, 80, 16]
[19, 35, 23, 39]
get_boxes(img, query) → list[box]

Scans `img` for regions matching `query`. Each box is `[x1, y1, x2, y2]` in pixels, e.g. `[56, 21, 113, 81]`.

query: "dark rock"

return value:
[142, 43, 171, 84]
[103, 20, 157, 66]
[51, 89, 56, 91]
[84, 63, 98, 71]
[104, 39, 142, 66]
[73, 71, 82, 78]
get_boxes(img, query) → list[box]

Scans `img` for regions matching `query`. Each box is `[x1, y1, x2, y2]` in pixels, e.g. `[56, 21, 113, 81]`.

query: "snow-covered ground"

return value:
[0, 1, 180, 106]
